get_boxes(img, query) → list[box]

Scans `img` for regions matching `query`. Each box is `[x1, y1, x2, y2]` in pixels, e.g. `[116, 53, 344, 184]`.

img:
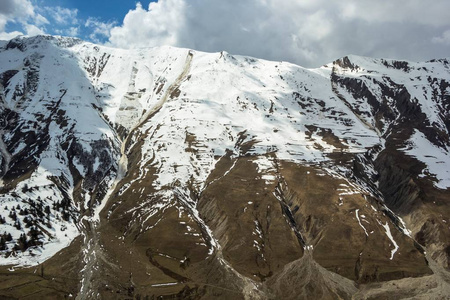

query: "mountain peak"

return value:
[4, 35, 83, 52]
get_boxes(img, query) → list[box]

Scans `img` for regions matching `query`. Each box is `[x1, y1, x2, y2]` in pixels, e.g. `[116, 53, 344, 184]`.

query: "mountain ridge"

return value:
[0, 35, 449, 299]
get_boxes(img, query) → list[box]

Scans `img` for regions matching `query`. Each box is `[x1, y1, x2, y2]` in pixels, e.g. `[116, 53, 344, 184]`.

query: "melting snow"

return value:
[355, 209, 369, 237]
[400, 129, 450, 189]
[151, 282, 179, 287]
[1, 36, 448, 267]
[382, 222, 399, 260]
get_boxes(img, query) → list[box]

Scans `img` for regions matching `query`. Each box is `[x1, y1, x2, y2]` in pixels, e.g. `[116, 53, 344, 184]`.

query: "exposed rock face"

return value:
[0, 36, 449, 299]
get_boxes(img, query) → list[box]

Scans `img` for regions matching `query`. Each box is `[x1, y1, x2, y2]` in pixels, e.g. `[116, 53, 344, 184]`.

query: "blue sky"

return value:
[2, 0, 157, 43]
[45, 0, 153, 22]
[1, 0, 450, 67]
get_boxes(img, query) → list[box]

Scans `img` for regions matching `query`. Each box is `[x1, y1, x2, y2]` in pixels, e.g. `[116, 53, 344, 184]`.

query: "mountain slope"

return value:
[0, 36, 449, 299]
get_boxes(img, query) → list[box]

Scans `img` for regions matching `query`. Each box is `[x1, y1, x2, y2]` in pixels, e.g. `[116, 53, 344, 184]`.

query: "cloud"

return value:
[107, 0, 450, 67]
[1, 0, 449, 67]
[44, 6, 78, 25]
[24, 23, 44, 36]
[0, 30, 22, 40]
[85, 18, 117, 43]
[34, 13, 49, 26]
[0, 0, 112, 42]
[109, 1, 185, 48]
[0, 0, 34, 21]
[67, 26, 79, 36]
[0, 1, 82, 40]
[0, 0, 47, 38]
[54, 26, 80, 37]
[433, 30, 450, 45]
[337, 0, 450, 26]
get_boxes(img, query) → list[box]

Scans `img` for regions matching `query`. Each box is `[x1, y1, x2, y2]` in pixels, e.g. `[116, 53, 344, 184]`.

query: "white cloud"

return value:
[67, 26, 79, 36]
[85, 18, 117, 43]
[0, 18, 7, 32]
[107, 0, 450, 67]
[1, 0, 450, 67]
[54, 26, 79, 37]
[433, 30, 450, 45]
[24, 23, 44, 36]
[34, 13, 49, 26]
[297, 10, 332, 40]
[0, 0, 35, 22]
[337, 0, 450, 26]
[109, 0, 185, 48]
[0, 1, 83, 40]
[0, 0, 47, 38]
[44, 6, 78, 25]
[0, 30, 22, 40]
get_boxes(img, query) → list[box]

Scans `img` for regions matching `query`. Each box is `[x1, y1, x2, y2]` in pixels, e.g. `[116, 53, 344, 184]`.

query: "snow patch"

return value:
[400, 129, 450, 189]
[382, 222, 399, 260]
[355, 209, 369, 237]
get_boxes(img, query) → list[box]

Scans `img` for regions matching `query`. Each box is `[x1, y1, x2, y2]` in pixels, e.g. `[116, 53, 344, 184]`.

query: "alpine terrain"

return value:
[0, 35, 449, 299]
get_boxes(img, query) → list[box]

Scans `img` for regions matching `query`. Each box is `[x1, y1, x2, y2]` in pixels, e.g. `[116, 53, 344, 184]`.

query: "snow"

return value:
[12, 141, 27, 156]
[0, 131, 12, 178]
[337, 183, 361, 196]
[0, 37, 120, 266]
[253, 156, 277, 184]
[1, 218, 79, 267]
[355, 209, 369, 237]
[381, 222, 399, 260]
[129, 49, 384, 197]
[174, 187, 219, 255]
[0, 36, 448, 267]
[400, 129, 450, 189]
[92, 157, 100, 172]
[151, 282, 178, 287]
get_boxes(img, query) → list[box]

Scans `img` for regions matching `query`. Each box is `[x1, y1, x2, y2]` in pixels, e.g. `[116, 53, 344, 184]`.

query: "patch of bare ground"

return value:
[0, 237, 82, 299]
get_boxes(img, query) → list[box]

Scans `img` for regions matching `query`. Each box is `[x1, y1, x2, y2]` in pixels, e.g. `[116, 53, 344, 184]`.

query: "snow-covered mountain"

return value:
[0, 35, 449, 299]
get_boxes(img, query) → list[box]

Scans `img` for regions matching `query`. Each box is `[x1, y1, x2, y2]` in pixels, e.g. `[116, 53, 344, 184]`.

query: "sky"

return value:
[1, 0, 450, 68]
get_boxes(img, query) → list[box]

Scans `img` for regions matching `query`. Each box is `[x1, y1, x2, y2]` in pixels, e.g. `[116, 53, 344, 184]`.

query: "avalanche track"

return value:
[76, 51, 194, 300]
[0, 130, 11, 184]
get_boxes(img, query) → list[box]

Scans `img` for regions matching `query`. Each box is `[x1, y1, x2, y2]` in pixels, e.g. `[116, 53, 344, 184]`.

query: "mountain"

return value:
[0, 35, 449, 299]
